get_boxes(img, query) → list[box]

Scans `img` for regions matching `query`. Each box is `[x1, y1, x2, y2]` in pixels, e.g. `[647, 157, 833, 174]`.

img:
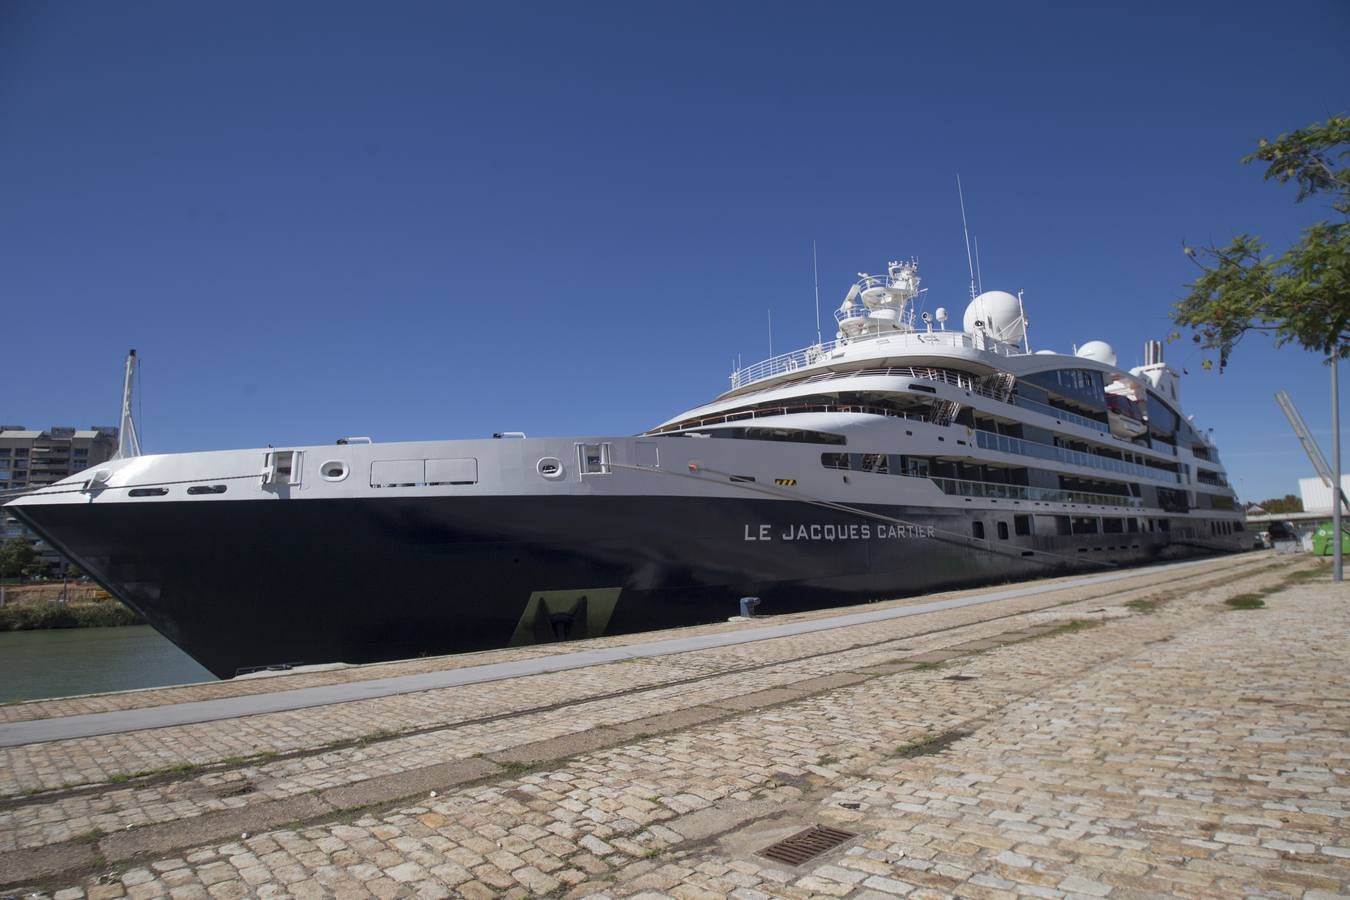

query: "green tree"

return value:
[1174, 115, 1349, 370]
[1255, 494, 1304, 514]
[0, 538, 39, 579]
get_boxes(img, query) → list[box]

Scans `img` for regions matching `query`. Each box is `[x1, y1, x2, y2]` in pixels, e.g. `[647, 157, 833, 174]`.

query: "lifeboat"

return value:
[1106, 391, 1147, 438]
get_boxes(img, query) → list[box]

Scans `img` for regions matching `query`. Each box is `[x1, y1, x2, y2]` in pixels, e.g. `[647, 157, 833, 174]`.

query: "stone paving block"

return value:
[855, 662, 923, 674]
[486, 727, 630, 766]
[3, 838, 97, 889]
[97, 795, 332, 864]
[706, 687, 809, 711]
[898, 650, 966, 663]
[317, 756, 500, 809]
[608, 705, 728, 737]
[788, 673, 870, 692]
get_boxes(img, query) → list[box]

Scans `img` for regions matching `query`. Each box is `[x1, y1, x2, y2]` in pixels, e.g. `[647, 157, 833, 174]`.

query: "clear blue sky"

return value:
[2, 0, 1347, 504]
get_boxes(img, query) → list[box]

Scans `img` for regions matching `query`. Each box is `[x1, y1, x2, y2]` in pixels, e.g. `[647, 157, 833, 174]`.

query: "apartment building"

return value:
[1, 425, 118, 572]
[0, 425, 118, 491]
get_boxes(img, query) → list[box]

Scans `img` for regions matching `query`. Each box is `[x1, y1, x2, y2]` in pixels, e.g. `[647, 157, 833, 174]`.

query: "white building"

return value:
[1298, 474, 1350, 514]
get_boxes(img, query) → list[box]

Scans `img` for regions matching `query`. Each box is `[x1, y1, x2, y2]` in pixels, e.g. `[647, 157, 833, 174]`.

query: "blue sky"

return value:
[2, 0, 1347, 504]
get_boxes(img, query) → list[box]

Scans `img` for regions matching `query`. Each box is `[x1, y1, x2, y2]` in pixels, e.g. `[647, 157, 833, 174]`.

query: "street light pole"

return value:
[1334, 356, 1343, 582]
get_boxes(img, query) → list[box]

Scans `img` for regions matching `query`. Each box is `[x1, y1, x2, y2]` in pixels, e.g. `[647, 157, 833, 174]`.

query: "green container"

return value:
[1311, 521, 1350, 556]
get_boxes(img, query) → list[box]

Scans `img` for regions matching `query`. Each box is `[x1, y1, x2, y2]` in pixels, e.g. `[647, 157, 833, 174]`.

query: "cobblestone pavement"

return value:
[2, 553, 1347, 898]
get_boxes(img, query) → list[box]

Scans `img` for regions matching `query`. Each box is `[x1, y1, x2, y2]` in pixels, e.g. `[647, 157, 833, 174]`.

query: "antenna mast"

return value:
[113, 349, 142, 460]
[957, 174, 976, 301]
[812, 240, 822, 346]
[767, 309, 773, 358]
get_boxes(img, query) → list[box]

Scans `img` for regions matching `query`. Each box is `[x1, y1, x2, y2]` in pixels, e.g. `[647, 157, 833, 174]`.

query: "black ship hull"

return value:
[12, 496, 1245, 678]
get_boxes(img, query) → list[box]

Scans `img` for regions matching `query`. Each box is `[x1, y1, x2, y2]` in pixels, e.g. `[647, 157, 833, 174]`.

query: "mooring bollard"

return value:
[739, 596, 760, 618]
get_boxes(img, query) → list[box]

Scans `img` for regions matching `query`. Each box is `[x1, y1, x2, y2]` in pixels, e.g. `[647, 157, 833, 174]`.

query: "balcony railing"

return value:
[1011, 396, 1109, 434]
[649, 400, 930, 435]
[930, 475, 1141, 508]
[975, 430, 1179, 483]
[729, 330, 1021, 390]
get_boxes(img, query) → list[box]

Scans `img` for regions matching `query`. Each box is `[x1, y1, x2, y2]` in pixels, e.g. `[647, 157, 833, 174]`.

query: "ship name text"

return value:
[743, 523, 935, 542]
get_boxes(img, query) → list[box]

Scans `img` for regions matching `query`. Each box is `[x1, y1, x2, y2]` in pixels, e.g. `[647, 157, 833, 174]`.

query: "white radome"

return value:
[1075, 340, 1117, 367]
[962, 291, 1024, 344]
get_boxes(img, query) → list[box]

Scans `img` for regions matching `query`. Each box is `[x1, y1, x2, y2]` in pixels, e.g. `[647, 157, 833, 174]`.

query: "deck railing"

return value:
[974, 430, 1180, 483]
[930, 476, 1142, 508]
[728, 331, 1021, 390]
[647, 401, 930, 435]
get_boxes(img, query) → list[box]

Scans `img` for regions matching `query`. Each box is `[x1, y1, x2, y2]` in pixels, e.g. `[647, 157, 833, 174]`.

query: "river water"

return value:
[0, 626, 216, 702]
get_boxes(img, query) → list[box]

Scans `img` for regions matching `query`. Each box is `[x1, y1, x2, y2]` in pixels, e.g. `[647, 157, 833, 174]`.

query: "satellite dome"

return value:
[962, 291, 1024, 344]
[1075, 340, 1117, 367]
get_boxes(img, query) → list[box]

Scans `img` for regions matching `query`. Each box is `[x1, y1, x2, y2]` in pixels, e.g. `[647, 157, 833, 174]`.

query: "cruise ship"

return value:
[5, 258, 1246, 678]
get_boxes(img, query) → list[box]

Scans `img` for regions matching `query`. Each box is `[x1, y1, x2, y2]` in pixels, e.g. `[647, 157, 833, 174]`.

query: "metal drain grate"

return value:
[757, 825, 857, 865]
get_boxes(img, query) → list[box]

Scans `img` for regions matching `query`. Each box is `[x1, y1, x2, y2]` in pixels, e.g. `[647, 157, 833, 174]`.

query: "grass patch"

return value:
[1284, 563, 1329, 584]
[1125, 597, 1164, 614]
[1224, 594, 1266, 610]
[0, 601, 143, 631]
[355, 728, 398, 747]
[1050, 618, 1102, 635]
[911, 660, 947, 672]
[894, 730, 969, 759]
[71, 828, 104, 845]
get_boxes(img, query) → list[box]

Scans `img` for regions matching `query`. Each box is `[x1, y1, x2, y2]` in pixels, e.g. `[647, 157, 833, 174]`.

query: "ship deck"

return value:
[2, 551, 1347, 898]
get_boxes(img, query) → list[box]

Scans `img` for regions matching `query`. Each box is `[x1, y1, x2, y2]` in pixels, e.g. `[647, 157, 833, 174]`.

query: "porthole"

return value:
[320, 460, 348, 482]
[537, 457, 564, 479]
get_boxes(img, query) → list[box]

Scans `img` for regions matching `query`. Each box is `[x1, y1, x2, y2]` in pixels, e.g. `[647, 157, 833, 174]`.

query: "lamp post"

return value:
[1334, 357, 1343, 581]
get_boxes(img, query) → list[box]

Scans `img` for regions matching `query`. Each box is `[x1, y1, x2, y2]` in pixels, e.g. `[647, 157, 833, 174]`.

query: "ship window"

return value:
[537, 457, 563, 479]
[128, 487, 168, 497]
[858, 453, 888, 474]
[320, 461, 348, 482]
[186, 484, 227, 495]
[972, 521, 985, 540]
[1014, 514, 1031, 536]
[579, 443, 611, 475]
[1103, 517, 1124, 534]
[996, 521, 1009, 540]
[821, 452, 849, 470]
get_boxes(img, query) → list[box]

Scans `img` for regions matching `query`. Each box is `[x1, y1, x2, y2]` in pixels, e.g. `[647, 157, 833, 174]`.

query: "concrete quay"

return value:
[1, 552, 1346, 899]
